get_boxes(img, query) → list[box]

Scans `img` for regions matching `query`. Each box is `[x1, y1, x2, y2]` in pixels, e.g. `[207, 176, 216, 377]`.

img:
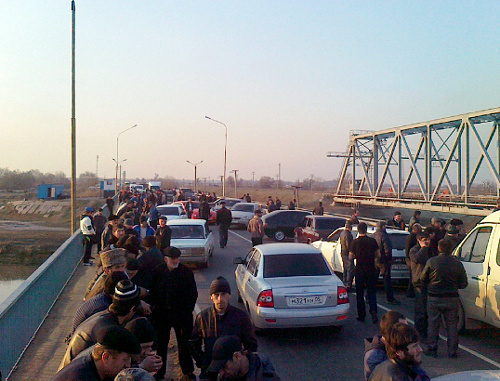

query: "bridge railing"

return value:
[0, 197, 116, 379]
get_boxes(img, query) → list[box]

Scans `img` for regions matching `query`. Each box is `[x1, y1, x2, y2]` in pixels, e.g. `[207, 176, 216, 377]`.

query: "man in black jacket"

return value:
[420, 239, 467, 358]
[372, 221, 399, 305]
[409, 232, 436, 340]
[54, 326, 141, 381]
[149, 246, 198, 380]
[349, 222, 381, 324]
[216, 201, 232, 248]
[405, 224, 422, 299]
[154, 215, 171, 251]
[190, 277, 258, 379]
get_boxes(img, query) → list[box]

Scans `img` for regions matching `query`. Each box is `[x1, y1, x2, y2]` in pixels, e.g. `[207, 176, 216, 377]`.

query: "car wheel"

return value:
[274, 230, 285, 241]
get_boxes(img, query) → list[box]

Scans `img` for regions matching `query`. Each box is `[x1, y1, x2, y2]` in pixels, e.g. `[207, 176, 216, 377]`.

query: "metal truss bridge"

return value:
[329, 107, 500, 216]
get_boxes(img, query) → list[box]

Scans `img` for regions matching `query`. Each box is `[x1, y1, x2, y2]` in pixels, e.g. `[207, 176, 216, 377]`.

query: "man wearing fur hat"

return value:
[149, 246, 198, 380]
[60, 280, 141, 369]
[84, 248, 127, 301]
[190, 276, 257, 379]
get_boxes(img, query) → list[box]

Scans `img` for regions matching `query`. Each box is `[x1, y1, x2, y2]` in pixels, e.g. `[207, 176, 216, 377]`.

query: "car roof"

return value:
[263, 209, 311, 218]
[233, 202, 260, 206]
[306, 215, 345, 220]
[158, 204, 181, 209]
[166, 219, 207, 226]
[479, 210, 500, 224]
[255, 243, 322, 255]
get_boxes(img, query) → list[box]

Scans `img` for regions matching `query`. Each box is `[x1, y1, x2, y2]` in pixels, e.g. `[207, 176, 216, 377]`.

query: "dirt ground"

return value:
[0, 196, 102, 265]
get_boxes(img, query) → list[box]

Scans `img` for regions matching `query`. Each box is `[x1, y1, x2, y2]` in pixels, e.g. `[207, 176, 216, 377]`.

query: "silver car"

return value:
[167, 219, 214, 268]
[230, 202, 262, 228]
[233, 243, 349, 330]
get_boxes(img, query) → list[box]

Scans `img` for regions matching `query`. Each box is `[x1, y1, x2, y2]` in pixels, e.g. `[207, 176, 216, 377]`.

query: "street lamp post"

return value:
[113, 158, 127, 190]
[186, 160, 203, 193]
[115, 124, 137, 193]
[205, 116, 227, 197]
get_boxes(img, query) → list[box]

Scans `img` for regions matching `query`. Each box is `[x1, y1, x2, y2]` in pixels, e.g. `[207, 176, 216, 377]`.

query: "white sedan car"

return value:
[312, 226, 410, 281]
[230, 202, 262, 228]
[233, 243, 349, 330]
[167, 219, 214, 268]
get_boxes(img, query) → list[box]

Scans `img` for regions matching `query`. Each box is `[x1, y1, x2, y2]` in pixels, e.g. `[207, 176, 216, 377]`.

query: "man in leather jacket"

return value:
[420, 239, 467, 358]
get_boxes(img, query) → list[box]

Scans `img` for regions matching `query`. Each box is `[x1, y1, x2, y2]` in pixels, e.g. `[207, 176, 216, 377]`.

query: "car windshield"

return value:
[232, 204, 255, 212]
[263, 253, 331, 278]
[157, 206, 180, 215]
[170, 225, 205, 239]
[316, 219, 344, 230]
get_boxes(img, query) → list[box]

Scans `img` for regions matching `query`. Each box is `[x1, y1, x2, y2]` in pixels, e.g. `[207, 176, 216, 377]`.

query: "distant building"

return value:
[37, 184, 65, 199]
[100, 179, 116, 198]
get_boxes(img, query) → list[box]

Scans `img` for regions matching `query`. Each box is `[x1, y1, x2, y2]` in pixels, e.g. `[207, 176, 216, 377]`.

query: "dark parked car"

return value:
[294, 215, 347, 244]
[262, 210, 312, 241]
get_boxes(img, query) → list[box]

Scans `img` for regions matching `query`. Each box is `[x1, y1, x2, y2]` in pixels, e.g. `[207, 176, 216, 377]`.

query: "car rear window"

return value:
[263, 253, 331, 278]
[170, 225, 205, 239]
[388, 233, 407, 250]
[232, 204, 255, 212]
[316, 219, 345, 230]
[158, 207, 179, 215]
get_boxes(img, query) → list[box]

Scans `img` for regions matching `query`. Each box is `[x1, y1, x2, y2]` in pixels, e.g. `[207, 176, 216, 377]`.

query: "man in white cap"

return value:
[81, 206, 97, 266]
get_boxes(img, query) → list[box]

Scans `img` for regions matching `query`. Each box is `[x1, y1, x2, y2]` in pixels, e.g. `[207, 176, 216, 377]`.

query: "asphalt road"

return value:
[189, 227, 500, 381]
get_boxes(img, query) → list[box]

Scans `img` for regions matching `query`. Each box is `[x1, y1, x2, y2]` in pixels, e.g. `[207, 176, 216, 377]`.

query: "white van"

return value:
[453, 211, 500, 330]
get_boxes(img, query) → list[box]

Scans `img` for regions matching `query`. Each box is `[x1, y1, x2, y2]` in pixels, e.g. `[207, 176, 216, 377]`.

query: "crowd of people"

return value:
[64, 193, 281, 381]
[345, 209, 469, 380]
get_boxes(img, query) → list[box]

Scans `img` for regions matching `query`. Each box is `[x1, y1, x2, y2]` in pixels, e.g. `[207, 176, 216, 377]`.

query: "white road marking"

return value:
[377, 303, 500, 369]
[229, 230, 252, 243]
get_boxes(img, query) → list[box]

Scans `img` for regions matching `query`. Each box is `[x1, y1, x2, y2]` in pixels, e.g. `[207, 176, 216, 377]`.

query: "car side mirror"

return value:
[233, 257, 245, 265]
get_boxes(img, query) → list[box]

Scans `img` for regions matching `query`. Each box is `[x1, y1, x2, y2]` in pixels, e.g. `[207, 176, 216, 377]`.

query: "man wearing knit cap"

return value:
[84, 248, 127, 301]
[191, 276, 258, 379]
[60, 280, 141, 370]
[133, 236, 163, 290]
[149, 246, 198, 380]
[72, 271, 128, 332]
[55, 325, 141, 380]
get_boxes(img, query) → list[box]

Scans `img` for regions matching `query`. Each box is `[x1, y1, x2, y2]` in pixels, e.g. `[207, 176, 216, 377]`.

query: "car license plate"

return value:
[392, 264, 407, 271]
[287, 295, 325, 306]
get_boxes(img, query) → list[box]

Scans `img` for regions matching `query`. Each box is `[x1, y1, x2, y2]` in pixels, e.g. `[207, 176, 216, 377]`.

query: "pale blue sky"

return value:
[1, 1, 499, 183]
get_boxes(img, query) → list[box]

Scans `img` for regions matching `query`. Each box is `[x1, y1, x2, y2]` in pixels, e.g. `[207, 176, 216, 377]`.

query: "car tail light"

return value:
[337, 286, 349, 305]
[257, 290, 274, 308]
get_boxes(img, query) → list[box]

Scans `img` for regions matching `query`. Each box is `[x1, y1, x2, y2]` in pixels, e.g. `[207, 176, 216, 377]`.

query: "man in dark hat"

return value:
[216, 201, 232, 248]
[154, 215, 172, 251]
[60, 280, 141, 369]
[149, 246, 198, 380]
[207, 336, 280, 381]
[133, 236, 163, 290]
[72, 271, 129, 332]
[54, 325, 141, 380]
[190, 276, 258, 379]
[125, 317, 163, 374]
[442, 225, 462, 251]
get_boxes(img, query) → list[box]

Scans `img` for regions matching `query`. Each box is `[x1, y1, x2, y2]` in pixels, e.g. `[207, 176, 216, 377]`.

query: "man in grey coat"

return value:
[372, 221, 399, 305]
[340, 221, 354, 290]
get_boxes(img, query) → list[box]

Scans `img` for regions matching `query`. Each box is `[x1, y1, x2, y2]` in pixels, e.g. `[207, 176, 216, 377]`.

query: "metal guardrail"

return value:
[0, 196, 116, 379]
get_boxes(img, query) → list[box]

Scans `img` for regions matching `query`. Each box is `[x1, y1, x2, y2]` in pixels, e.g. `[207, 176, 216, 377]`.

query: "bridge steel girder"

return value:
[333, 107, 500, 214]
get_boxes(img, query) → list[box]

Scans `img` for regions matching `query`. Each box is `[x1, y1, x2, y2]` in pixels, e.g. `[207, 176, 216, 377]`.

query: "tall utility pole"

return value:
[70, 0, 77, 234]
[278, 163, 281, 190]
[252, 172, 255, 189]
[231, 169, 239, 198]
